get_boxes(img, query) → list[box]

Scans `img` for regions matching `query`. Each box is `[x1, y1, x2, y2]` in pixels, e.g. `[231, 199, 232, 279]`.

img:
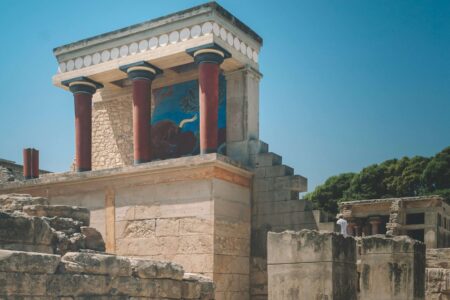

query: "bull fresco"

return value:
[151, 76, 226, 160]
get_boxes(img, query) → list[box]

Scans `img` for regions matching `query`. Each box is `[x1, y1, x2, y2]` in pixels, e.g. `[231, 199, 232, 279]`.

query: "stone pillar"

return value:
[120, 61, 162, 164]
[187, 44, 231, 154]
[267, 230, 357, 300]
[368, 217, 382, 235]
[360, 235, 425, 300]
[62, 77, 103, 172]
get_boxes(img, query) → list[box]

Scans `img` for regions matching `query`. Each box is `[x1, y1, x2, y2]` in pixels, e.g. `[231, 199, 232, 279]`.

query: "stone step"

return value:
[273, 175, 307, 192]
[252, 199, 310, 216]
[254, 152, 282, 167]
[255, 165, 294, 178]
[248, 140, 269, 155]
[253, 190, 299, 202]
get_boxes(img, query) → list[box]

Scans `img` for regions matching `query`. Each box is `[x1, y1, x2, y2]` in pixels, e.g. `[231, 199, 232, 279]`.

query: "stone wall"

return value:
[248, 142, 311, 300]
[0, 154, 251, 300]
[92, 89, 134, 170]
[0, 159, 50, 183]
[359, 235, 425, 300]
[267, 230, 357, 300]
[426, 248, 450, 299]
[0, 249, 214, 299]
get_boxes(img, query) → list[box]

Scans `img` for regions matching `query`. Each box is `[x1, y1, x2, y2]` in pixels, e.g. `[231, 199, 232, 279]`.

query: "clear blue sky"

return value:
[0, 0, 449, 192]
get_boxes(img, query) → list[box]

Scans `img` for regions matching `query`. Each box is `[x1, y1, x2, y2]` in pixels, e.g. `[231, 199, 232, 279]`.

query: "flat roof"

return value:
[340, 195, 444, 206]
[53, 2, 263, 55]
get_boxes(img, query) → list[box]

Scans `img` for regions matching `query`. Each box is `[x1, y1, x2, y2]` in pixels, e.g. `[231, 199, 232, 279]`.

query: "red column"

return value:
[74, 92, 93, 172]
[62, 77, 103, 172]
[120, 61, 162, 164]
[199, 62, 219, 154]
[186, 45, 230, 155]
[23, 148, 31, 179]
[132, 78, 152, 163]
[31, 148, 39, 178]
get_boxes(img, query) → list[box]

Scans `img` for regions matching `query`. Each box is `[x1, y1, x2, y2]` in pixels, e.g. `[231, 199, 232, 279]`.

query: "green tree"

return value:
[304, 173, 355, 213]
[305, 146, 449, 213]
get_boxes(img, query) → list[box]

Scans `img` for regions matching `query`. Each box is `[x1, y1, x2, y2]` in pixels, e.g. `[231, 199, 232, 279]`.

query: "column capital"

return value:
[62, 76, 103, 95]
[119, 61, 162, 81]
[186, 43, 231, 65]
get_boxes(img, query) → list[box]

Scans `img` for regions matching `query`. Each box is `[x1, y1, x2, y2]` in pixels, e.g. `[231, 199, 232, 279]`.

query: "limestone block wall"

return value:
[248, 141, 311, 300]
[267, 230, 357, 300]
[0, 249, 214, 299]
[0, 154, 252, 300]
[92, 89, 134, 170]
[426, 248, 450, 299]
[359, 235, 425, 300]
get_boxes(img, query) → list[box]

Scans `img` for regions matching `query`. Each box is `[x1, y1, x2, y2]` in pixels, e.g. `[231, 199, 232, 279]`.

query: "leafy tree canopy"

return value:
[304, 146, 450, 214]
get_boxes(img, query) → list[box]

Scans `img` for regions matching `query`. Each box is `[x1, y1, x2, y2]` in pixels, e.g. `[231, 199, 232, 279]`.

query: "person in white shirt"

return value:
[336, 214, 348, 237]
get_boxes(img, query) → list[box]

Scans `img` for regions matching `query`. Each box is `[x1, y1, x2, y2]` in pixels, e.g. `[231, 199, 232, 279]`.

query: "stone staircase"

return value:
[248, 140, 315, 300]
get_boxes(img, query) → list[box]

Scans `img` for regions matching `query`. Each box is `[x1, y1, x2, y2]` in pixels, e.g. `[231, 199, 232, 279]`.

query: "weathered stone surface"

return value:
[0, 249, 60, 274]
[427, 248, 450, 269]
[23, 205, 90, 226]
[360, 235, 425, 300]
[80, 227, 105, 252]
[130, 258, 184, 280]
[183, 273, 215, 300]
[44, 217, 83, 235]
[0, 194, 48, 211]
[59, 252, 132, 276]
[426, 268, 450, 296]
[0, 271, 47, 296]
[0, 211, 54, 253]
[267, 230, 357, 300]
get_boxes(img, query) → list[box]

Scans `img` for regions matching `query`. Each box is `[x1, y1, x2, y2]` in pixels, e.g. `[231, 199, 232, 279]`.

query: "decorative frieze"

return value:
[58, 21, 259, 74]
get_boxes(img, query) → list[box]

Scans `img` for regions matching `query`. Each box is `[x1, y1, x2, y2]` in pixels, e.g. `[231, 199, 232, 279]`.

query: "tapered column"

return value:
[62, 77, 103, 172]
[120, 61, 162, 164]
[369, 217, 382, 235]
[187, 44, 231, 154]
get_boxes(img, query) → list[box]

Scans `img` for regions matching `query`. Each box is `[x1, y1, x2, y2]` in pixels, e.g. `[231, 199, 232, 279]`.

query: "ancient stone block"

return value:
[267, 230, 357, 300]
[426, 268, 450, 296]
[130, 258, 184, 280]
[59, 252, 132, 276]
[359, 235, 425, 300]
[80, 227, 105, 252]
[0, 271, 47, 296]
[183, 273, 215, 300]
[0, 249, 60, 274]
[0, 194, 49, 212]
[0, 211, 54, 253]
[427, 248, 450, 269]
[23, 205, 90, 226]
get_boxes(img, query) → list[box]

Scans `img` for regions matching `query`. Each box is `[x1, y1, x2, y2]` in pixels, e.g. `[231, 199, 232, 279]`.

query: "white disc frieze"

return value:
[169, 31, 179, 44]
[247, 47, 253, 59]
[191, 25, 201, 38]
[220, 27, 227, 40]
[83, 55, 92, 67]
[101, 50, 110, 62]
[149, 37, 158, 49]
[138, 39, 148, 52]
[227, 32, 233, 46]
[180, 28, 190, 41]
[202, 22, 212, 35]
[234, 37, 240, 50]
[59, 62, 66, 73]
[110, 48, 119, 59]
[253, 51, 258, 63]
[240, 42, 246, 55]
[92, 53, 101, 65]
[159, 34, 168, 46]
[213, 23, 220, 36]
[75, 57, 83, 69]
[129, 42, 138, 54]
[120, 45, 129, 57]
[67, 60, 75, 71]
